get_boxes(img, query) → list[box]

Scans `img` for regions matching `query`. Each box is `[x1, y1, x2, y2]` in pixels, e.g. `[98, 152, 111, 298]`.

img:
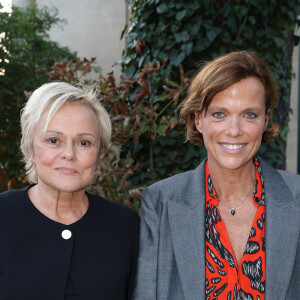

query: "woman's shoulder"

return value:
[277, 169, 300, 199]
[147, 170, 193, 193]
[259, 157, 300, 200]
[0, 187, 29, 221]
[142, 165, 204, 211]
[0, 187, 28, 204]
[278, 169, 300, 181]
[146, 160, 205, 196]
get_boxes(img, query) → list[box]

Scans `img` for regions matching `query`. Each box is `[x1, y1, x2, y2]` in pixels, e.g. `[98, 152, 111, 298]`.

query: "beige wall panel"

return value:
[31, 0, 126, 78]
[286, 45, 298, 173]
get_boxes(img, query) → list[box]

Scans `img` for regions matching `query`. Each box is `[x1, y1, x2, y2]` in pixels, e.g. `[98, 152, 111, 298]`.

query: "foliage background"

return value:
[120, 0, 300, 191]
[1, 1, 300, 209]
[0, 5, 75, 190]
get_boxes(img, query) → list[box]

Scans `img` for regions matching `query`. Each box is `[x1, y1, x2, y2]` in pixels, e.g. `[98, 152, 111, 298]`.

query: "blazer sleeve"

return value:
[133, 188, 159, 300]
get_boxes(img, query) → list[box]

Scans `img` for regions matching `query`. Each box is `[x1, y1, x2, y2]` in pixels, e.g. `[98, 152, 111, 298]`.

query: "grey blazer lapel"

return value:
[260, 160, 300, 300]
[168, 161, 206, 300]
[167, 158, 299, 300]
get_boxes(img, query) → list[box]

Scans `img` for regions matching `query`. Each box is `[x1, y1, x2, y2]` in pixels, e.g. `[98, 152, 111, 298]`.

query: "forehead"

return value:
[208, 77, 266, 109]
[37, 102, 100, 133]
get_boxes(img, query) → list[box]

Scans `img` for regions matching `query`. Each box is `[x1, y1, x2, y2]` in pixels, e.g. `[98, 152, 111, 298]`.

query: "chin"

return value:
[52, 184, 86, 193]
[40, 178, 91, 193]
[220, 156, 254, 171]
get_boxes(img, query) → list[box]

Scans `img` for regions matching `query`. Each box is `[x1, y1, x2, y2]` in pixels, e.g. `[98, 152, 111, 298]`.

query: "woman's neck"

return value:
[208, 159, 256, 206]
[27, 182, 89, 225]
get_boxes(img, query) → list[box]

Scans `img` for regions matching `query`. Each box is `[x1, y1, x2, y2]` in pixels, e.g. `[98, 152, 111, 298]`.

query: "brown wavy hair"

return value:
[180, 51, 279, 145]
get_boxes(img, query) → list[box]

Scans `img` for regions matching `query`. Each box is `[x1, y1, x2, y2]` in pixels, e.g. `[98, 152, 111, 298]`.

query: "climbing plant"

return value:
[120, 0, 300, 190]
[0, 5, 75, 190]
[2, 1, 300, 209]
[47, 57, 191, 208]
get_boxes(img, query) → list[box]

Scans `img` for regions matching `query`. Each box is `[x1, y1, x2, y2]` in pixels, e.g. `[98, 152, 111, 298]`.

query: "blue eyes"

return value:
[212, 112, 224, 119]
[212, 112, 257, 119]
[244, 113, 256, 119]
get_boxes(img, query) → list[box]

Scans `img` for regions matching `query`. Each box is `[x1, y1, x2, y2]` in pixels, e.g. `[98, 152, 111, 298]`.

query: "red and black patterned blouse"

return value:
[205, 156, 265, 300]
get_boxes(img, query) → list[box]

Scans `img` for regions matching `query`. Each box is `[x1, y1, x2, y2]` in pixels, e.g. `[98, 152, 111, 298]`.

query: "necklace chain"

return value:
[218, 181, 256, 216]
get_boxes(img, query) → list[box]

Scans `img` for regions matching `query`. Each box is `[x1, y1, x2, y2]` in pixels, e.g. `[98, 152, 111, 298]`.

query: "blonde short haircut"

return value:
[21, 81, 112, 183]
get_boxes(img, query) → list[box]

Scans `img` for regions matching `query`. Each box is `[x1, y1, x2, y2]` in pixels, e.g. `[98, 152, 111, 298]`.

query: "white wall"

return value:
[13, 0, 34, 7]
[286, 46, 299, 173]
[13, 0, 127, 78]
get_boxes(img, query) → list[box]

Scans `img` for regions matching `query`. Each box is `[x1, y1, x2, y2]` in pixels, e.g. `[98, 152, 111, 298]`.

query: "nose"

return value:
[60, 141, 76, 160]
[225, 116, 243, 137]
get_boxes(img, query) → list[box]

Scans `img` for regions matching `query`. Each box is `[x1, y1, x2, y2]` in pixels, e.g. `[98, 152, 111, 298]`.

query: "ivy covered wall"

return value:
[120, 0, 300, 191]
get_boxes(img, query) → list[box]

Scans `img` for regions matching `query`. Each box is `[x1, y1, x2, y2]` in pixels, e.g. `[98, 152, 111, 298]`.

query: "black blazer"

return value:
[0, 186, 139, 300]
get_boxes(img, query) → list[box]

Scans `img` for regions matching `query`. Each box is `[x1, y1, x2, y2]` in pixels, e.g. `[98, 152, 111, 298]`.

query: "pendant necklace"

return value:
[218, 181, 255, 215]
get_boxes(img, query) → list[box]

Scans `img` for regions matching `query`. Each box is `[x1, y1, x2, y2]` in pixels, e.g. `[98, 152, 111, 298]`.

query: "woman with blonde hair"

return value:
[0, 82, 139, 299]
[134, 51, 300, 300]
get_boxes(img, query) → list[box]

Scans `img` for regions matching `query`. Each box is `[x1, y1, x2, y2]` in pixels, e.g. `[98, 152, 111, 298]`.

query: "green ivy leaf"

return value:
[171, 24, 179, 33]
[174, 31, 190, 42]
[274, 36, 286, 47]
[170, 51, 185, 66]
[181, 42, 193, 56]
[156, 4, 168, 14]
[118, 0, 299, 201]
[248, 15, 256, 24]
[176, 10, 187, 21]
[206, 27, 222, 42]
[226, 15, 237, 34]
[190, 22, 201, 36]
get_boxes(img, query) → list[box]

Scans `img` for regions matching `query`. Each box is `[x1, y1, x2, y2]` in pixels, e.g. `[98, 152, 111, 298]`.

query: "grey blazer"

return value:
[133, 158, 300, 300]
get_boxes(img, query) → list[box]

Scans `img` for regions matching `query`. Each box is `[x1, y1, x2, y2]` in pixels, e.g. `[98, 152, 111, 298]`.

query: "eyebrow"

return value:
[208, 106, 263, 112]
[44, 130, 97, 138]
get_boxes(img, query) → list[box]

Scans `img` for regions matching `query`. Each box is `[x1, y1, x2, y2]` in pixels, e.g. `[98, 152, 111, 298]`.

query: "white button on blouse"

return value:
[61, 229, 72, 240]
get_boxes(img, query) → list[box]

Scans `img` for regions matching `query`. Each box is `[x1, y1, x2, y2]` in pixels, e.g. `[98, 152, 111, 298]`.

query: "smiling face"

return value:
[195, 77, 268, 172]
[32, 102, 101, 193]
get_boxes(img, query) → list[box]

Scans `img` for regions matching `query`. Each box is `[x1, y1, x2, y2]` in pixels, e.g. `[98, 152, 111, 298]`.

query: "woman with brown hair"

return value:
[133, 51, 300, 300]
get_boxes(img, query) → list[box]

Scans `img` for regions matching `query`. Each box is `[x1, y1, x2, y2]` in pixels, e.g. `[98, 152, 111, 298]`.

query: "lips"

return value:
[55, 167, 78, 174]
[219, 143, 246, 150]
